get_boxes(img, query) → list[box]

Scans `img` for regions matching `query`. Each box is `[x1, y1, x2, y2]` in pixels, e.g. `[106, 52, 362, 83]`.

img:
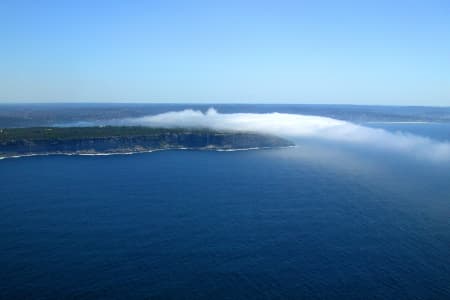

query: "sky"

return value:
[1, 0, 449, 105]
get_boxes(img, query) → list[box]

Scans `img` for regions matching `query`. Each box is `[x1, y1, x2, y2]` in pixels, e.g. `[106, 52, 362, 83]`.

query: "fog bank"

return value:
[123, 108, 450, 162]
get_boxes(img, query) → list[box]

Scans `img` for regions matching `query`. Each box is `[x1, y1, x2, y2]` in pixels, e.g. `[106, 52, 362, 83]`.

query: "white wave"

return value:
[0, 147, 278, 161]
[123, 108, 450, 162]
[0, 152, 148, 160]
[216, 147, 261, 152]
[77, 152, 135, 156]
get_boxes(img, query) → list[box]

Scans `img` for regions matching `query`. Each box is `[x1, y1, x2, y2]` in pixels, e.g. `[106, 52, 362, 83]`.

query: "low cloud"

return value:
[122, 108, 450, 162]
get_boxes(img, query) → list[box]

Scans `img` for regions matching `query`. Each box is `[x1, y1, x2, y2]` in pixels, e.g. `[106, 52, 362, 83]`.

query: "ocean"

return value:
[0, 105, 449, 299]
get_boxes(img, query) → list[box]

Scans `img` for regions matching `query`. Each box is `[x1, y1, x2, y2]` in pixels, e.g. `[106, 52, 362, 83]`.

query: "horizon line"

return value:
[0, 101, 449, 108]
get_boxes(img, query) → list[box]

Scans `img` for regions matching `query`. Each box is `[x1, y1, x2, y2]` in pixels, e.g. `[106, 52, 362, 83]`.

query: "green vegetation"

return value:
[0, 126, 294, 157]
[0, 126, 227, 142]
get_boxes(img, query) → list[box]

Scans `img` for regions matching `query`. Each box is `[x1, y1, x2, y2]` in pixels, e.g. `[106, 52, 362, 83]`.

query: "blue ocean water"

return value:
[1, 107, 450, 299]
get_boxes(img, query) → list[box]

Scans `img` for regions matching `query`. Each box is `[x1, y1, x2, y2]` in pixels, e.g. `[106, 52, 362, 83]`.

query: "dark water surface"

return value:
[1, 133, 450, 299]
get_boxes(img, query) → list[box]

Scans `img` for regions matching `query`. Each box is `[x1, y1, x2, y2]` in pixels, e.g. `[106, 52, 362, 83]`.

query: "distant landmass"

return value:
[0, 126, 294, 158]
[1, 104, 449, 128]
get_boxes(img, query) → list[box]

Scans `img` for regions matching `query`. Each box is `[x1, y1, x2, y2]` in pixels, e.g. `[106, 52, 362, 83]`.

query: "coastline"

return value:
[0, 145, 297, 161]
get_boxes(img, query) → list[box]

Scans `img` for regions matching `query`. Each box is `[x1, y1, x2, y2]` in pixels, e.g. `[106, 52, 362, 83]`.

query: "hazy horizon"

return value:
[1, 102, 450, 108]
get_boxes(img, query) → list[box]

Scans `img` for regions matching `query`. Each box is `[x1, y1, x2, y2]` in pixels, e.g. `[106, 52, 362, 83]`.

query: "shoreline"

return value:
[0, 145, 297, 161]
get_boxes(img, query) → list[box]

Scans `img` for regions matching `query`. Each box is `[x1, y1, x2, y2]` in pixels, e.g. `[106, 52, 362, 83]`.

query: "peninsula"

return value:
[0, 126, 294, 158]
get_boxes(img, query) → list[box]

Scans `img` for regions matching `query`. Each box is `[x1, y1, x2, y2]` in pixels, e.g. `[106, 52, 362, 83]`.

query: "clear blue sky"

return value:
[1, 0, 449, 105]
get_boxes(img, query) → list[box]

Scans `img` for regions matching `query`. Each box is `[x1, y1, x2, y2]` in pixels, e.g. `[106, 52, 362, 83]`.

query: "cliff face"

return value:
[0, 128, 294, 156]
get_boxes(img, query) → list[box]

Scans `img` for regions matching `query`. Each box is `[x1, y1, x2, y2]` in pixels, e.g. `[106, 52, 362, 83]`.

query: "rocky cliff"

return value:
[0, 127, 294, 157]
